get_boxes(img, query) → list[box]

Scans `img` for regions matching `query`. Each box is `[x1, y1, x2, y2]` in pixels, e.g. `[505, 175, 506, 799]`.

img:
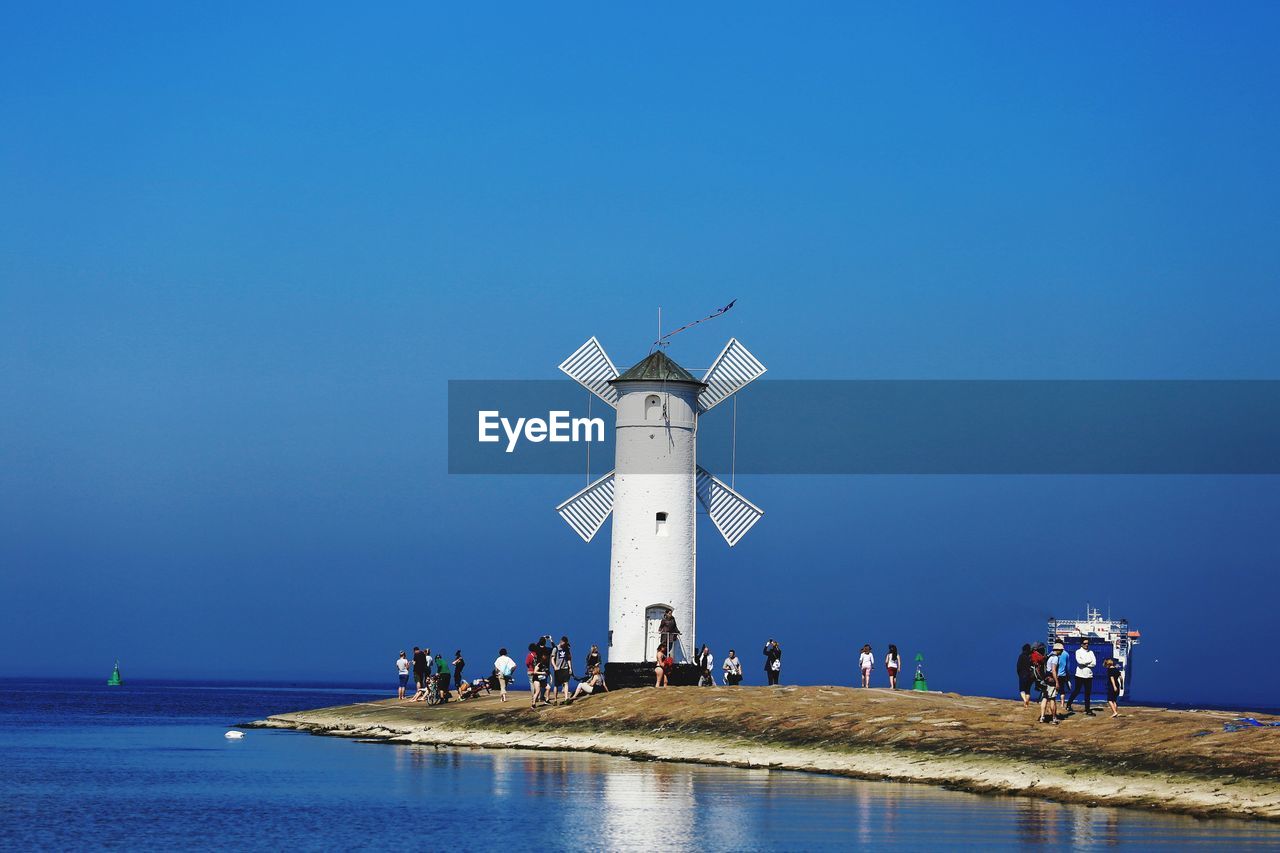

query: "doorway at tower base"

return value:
[604, 662, 702, 689]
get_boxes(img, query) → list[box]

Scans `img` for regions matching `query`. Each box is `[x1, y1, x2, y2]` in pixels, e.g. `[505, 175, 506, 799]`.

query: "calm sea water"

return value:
[2, 678, 1277, 851]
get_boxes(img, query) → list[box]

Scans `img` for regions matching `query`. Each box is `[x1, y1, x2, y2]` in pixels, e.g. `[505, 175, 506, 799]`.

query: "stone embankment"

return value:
[248, 685, 1280, 821]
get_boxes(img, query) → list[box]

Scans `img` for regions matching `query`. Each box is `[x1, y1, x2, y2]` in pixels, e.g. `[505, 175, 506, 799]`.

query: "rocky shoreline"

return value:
[247, 685, 1280, 822]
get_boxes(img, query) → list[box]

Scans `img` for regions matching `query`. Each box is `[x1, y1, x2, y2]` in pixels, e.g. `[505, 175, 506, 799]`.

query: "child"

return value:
[1105, 657, 1123, 718]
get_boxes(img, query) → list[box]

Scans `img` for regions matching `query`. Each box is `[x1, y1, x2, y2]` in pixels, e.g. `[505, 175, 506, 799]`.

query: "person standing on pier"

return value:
[723, 650, 743, 685]
[396, 651, 411, 700]
[659, 610, 681, 662]
[654, 644, 669, 687]
[551, 637, 573, 704]
[1105, 657, 1122, 718]
[763, 639, 782, 685]
[435, 654, 451, 701]
[1016, 643, 1033, 708]
[697, 644, 715, 686]
[1066, 638, 1097, 716]
[1039, 643, 1061, 724]
[859, 645, 875, 687]
[1056, 642, 1071, 703]
[413, 647, 430, 692]
[886, 644, 902, 690]
[526, 643, 546, 708]
[494, 648, 516, 702]
[452, 650, 465, 693]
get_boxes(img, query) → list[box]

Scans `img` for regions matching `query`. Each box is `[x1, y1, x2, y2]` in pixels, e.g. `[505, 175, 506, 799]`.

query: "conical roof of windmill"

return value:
[610, 351, 705, 385]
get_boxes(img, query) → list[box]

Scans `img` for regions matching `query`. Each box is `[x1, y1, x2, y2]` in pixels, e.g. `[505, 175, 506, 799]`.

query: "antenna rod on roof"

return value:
[651, 299, 737, 351]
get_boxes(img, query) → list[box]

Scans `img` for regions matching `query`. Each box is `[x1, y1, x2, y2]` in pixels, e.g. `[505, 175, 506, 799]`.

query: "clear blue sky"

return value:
[3, 4, 1278, 705]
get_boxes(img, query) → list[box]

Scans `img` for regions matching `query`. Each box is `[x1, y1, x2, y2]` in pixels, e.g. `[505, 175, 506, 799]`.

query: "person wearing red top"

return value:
[525, 643, 546, 708]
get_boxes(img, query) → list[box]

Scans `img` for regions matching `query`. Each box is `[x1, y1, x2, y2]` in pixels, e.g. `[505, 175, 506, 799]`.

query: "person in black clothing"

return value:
[584, 643, 602, 688]
[658, 610, 681, 662]
[412, 646, 429, 690]
[1016, 643, 1033, 708]
[763, 639, 782, 685]
[452, 650, 465, 691]
[536, 637, 554, 705]
[1105, 657, 1123, 718]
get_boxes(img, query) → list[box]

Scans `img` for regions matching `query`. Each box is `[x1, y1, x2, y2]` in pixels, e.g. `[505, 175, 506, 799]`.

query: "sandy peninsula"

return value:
[248, 686, 1280, 821]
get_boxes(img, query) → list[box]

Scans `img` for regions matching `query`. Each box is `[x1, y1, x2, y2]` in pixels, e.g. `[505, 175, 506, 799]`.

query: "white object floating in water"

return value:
[225, 730, 245, 739]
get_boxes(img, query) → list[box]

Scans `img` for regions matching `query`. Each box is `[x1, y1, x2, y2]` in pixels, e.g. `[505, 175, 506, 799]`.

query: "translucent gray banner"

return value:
[447, 380, 1280, 474]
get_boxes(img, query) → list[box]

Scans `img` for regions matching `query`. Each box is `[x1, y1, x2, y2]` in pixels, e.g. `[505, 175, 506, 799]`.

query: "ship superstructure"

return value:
[1048, 606, 1141, 698]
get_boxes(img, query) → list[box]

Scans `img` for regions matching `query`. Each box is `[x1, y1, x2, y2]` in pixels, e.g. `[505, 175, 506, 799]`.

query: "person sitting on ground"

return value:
[654, 644, 669, 688]
[722, 649, 743, 685]
[585, 643, 604, 689]
[567, 664, 608, 703]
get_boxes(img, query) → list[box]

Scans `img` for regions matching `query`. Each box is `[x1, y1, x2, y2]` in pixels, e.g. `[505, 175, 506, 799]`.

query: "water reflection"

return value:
[379, 745, 1280, 850]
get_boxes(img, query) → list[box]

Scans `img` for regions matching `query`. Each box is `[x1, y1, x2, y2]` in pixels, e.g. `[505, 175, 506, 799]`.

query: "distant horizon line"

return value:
[2, 676, 1275, 715]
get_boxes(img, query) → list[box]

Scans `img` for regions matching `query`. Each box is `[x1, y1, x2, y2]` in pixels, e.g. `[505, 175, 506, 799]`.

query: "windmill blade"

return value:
[696, 466, 764, 547]
[556, 470, 616, 543]
[558, 337, 619, 408]
[698, 338, 766, 412]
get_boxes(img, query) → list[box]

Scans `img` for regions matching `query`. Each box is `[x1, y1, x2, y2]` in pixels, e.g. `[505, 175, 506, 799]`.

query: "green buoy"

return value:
[912, 653, 928, 692]
[107, 660, 123, 686]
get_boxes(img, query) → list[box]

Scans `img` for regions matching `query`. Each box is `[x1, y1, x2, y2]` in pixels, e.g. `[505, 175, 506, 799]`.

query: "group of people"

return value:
[656, 643, 745, 687]
[395, 627, 912, 700]
[525, 635, 608, 708]
[850, 644, 905, 688]
[396, 647, 470, 702]
[1017, 639, 1123, 724]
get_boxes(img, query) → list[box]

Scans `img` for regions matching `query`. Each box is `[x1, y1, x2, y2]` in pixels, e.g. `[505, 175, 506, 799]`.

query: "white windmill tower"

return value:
[554, 313, 766, 686]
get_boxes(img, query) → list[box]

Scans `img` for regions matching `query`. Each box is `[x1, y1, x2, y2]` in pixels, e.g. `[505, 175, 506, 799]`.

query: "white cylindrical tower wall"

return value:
[608, 380, 699, 663]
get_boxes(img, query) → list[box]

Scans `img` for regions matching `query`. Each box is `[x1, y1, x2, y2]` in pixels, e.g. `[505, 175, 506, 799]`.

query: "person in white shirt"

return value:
[885, 644, 902, 690]
[859, 644, 875, 687]
[493, 648, 517, 703]
[1066, 638, 1098, 716]
[722, 650, 743, 685]
[395, 651, 411, 700]
[697, 644, 715, 686]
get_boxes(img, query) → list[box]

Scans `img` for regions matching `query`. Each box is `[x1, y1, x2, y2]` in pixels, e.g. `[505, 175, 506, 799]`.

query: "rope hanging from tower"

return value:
[650, 299, 736, 352]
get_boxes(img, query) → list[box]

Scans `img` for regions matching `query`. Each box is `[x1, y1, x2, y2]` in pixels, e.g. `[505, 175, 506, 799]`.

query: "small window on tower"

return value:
[656, 511, 668, 536]
[645, 394, 662, 420]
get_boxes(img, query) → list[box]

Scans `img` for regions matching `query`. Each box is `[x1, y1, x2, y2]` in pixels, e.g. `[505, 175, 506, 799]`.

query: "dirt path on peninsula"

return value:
[248, 685, 1280, 821]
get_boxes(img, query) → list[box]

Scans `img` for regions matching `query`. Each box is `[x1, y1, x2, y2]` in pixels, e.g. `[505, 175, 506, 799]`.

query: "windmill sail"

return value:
[556, 470, 616, 542]
[696, 466, 764, 547]
[559, 337, 620, 407]
[697, 338, 766, 412]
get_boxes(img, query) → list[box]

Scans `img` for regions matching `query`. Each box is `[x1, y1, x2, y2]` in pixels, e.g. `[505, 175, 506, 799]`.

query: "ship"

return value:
[1047, 606, 1140, 698]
